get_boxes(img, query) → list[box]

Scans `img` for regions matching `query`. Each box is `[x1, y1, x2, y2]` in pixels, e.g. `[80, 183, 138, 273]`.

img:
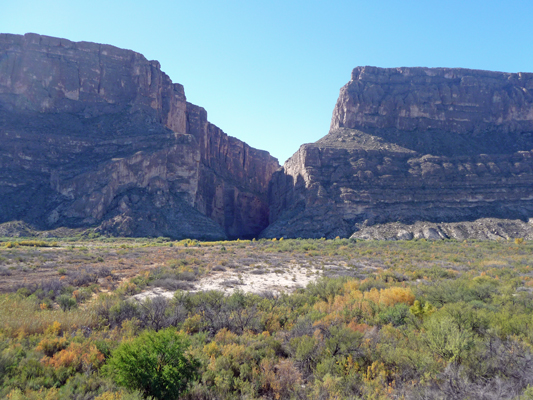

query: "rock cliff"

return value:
[0, 33, 279, 239]
[262, 66, 533, 239]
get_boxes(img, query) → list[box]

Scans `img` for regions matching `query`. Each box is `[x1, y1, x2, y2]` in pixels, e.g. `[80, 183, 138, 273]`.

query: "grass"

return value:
[0, 294, 98, 337]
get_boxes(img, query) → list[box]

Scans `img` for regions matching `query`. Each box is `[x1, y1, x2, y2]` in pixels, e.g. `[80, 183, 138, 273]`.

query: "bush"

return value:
[58, 295, 77, 311]
[378, 303, 411, 326]
[106, 328, 199, 400]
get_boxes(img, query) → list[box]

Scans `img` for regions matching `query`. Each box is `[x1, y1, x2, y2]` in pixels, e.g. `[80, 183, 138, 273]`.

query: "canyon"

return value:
[1, 35, 533, 240]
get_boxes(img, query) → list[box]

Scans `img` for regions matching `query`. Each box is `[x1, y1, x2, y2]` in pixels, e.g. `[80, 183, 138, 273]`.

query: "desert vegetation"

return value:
[1, 236, 533, 399]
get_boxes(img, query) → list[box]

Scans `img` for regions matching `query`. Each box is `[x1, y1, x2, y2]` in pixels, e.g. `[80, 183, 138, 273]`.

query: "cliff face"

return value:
[0, 33, 279, 239]
[332, 66, 533, 139]
[186, 103, 278, 238]
[263, 66, 533, 239]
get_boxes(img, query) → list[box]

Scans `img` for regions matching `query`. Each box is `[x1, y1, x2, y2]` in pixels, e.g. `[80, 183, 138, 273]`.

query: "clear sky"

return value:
[2, 0, 532, 164]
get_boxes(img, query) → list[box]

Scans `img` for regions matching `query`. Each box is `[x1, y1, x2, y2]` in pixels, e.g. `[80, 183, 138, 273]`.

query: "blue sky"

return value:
[2, 0, 532, 163]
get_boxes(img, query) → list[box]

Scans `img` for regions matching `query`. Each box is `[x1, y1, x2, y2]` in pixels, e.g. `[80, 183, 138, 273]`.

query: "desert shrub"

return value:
[199, 330, 284, 397]
[422, 314, 476, 363]
[17, 240, 50, 247]
[57, 295, 77, 312]
[4, 238, 533, 398]
[186, 290, 261, 334]
[0, 340, 22, 387]
[96, 267, 113, 278]
[138, 296, 170, 331]
[115, 282, 140, 297]
[16, 287, 31, 297]
[72, 287, 94, 304]
[379, 270, 409, 283]
[67, 267, 99, 287]
[418, 277, 501, 308]
[288, 334, 321, 373]
[176, 271, 197, 281]
[41, 341, 105, 373]
[259, 358, 303, 399]
[13, 279, 67, 301]
[4, 388, 60, 399]
[358, 277, 388, 292]
[151, 267, 198, 283]
[410, 351, 533, 400]
[377, 303, 411, 326]
[36, 336, 69, 357]
[94, 390, 144, 400]
[93, 295, 119, 327]
[57, 372, 118, 399]
[305, 276, 348, 302]
[106, 328, 199, 400]
[108, 300, 139, 328]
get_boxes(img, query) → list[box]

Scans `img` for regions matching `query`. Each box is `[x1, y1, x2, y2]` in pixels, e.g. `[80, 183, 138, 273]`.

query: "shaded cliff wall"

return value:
[186, 103, 279, 239]
[0, 33, 278, 239]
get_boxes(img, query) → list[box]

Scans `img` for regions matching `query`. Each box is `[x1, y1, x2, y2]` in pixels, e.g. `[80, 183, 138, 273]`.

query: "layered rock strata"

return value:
[0, 33, 279, 239]
[350, 218, 533, 241]
[263, 66, 533, 239]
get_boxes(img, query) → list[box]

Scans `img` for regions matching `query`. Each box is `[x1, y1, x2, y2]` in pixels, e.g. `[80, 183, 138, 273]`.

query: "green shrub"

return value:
[106, 328, 199, 400]
[378, 303, 411, 326]
[57, 295, 77, 311]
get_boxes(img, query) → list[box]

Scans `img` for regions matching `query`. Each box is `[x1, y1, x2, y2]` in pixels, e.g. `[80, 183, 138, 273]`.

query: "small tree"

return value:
[107, 328, 199, 400]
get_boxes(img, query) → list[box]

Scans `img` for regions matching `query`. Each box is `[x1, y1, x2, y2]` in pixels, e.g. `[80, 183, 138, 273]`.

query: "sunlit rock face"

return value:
[0, 33, 279, 239]
[262, 66, 533, 239]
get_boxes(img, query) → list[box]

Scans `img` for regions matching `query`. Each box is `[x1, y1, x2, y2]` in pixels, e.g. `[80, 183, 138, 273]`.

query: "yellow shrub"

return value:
[260, 358, 302, 399]
[313, 283, 415, 325]
[36, 336, 69, 357]
[45, 321, 62, 336]
[220, 343, 247, 363]
[343, 280, 360, 293]
[214, 327, 238, 344]
[94, 391, 135, 400]
[94, 393, 121, 400]
[6, 388, 59, 400]
[203, 341, 220, 358]
[378, 287, 415, 307]
[182, 314, 203, 334]
[41, 341, 104, 371]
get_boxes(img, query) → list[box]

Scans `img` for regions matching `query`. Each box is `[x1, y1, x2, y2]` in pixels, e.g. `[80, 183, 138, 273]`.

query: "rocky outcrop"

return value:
[332, 66, 533, 141]
[350, 218, 533, 241]
[262, 66, 533, 239]
[0, 33, 279, 239]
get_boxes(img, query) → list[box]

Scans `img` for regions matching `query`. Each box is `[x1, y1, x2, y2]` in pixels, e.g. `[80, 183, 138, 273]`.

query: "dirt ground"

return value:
[0, 239, 373, 296]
